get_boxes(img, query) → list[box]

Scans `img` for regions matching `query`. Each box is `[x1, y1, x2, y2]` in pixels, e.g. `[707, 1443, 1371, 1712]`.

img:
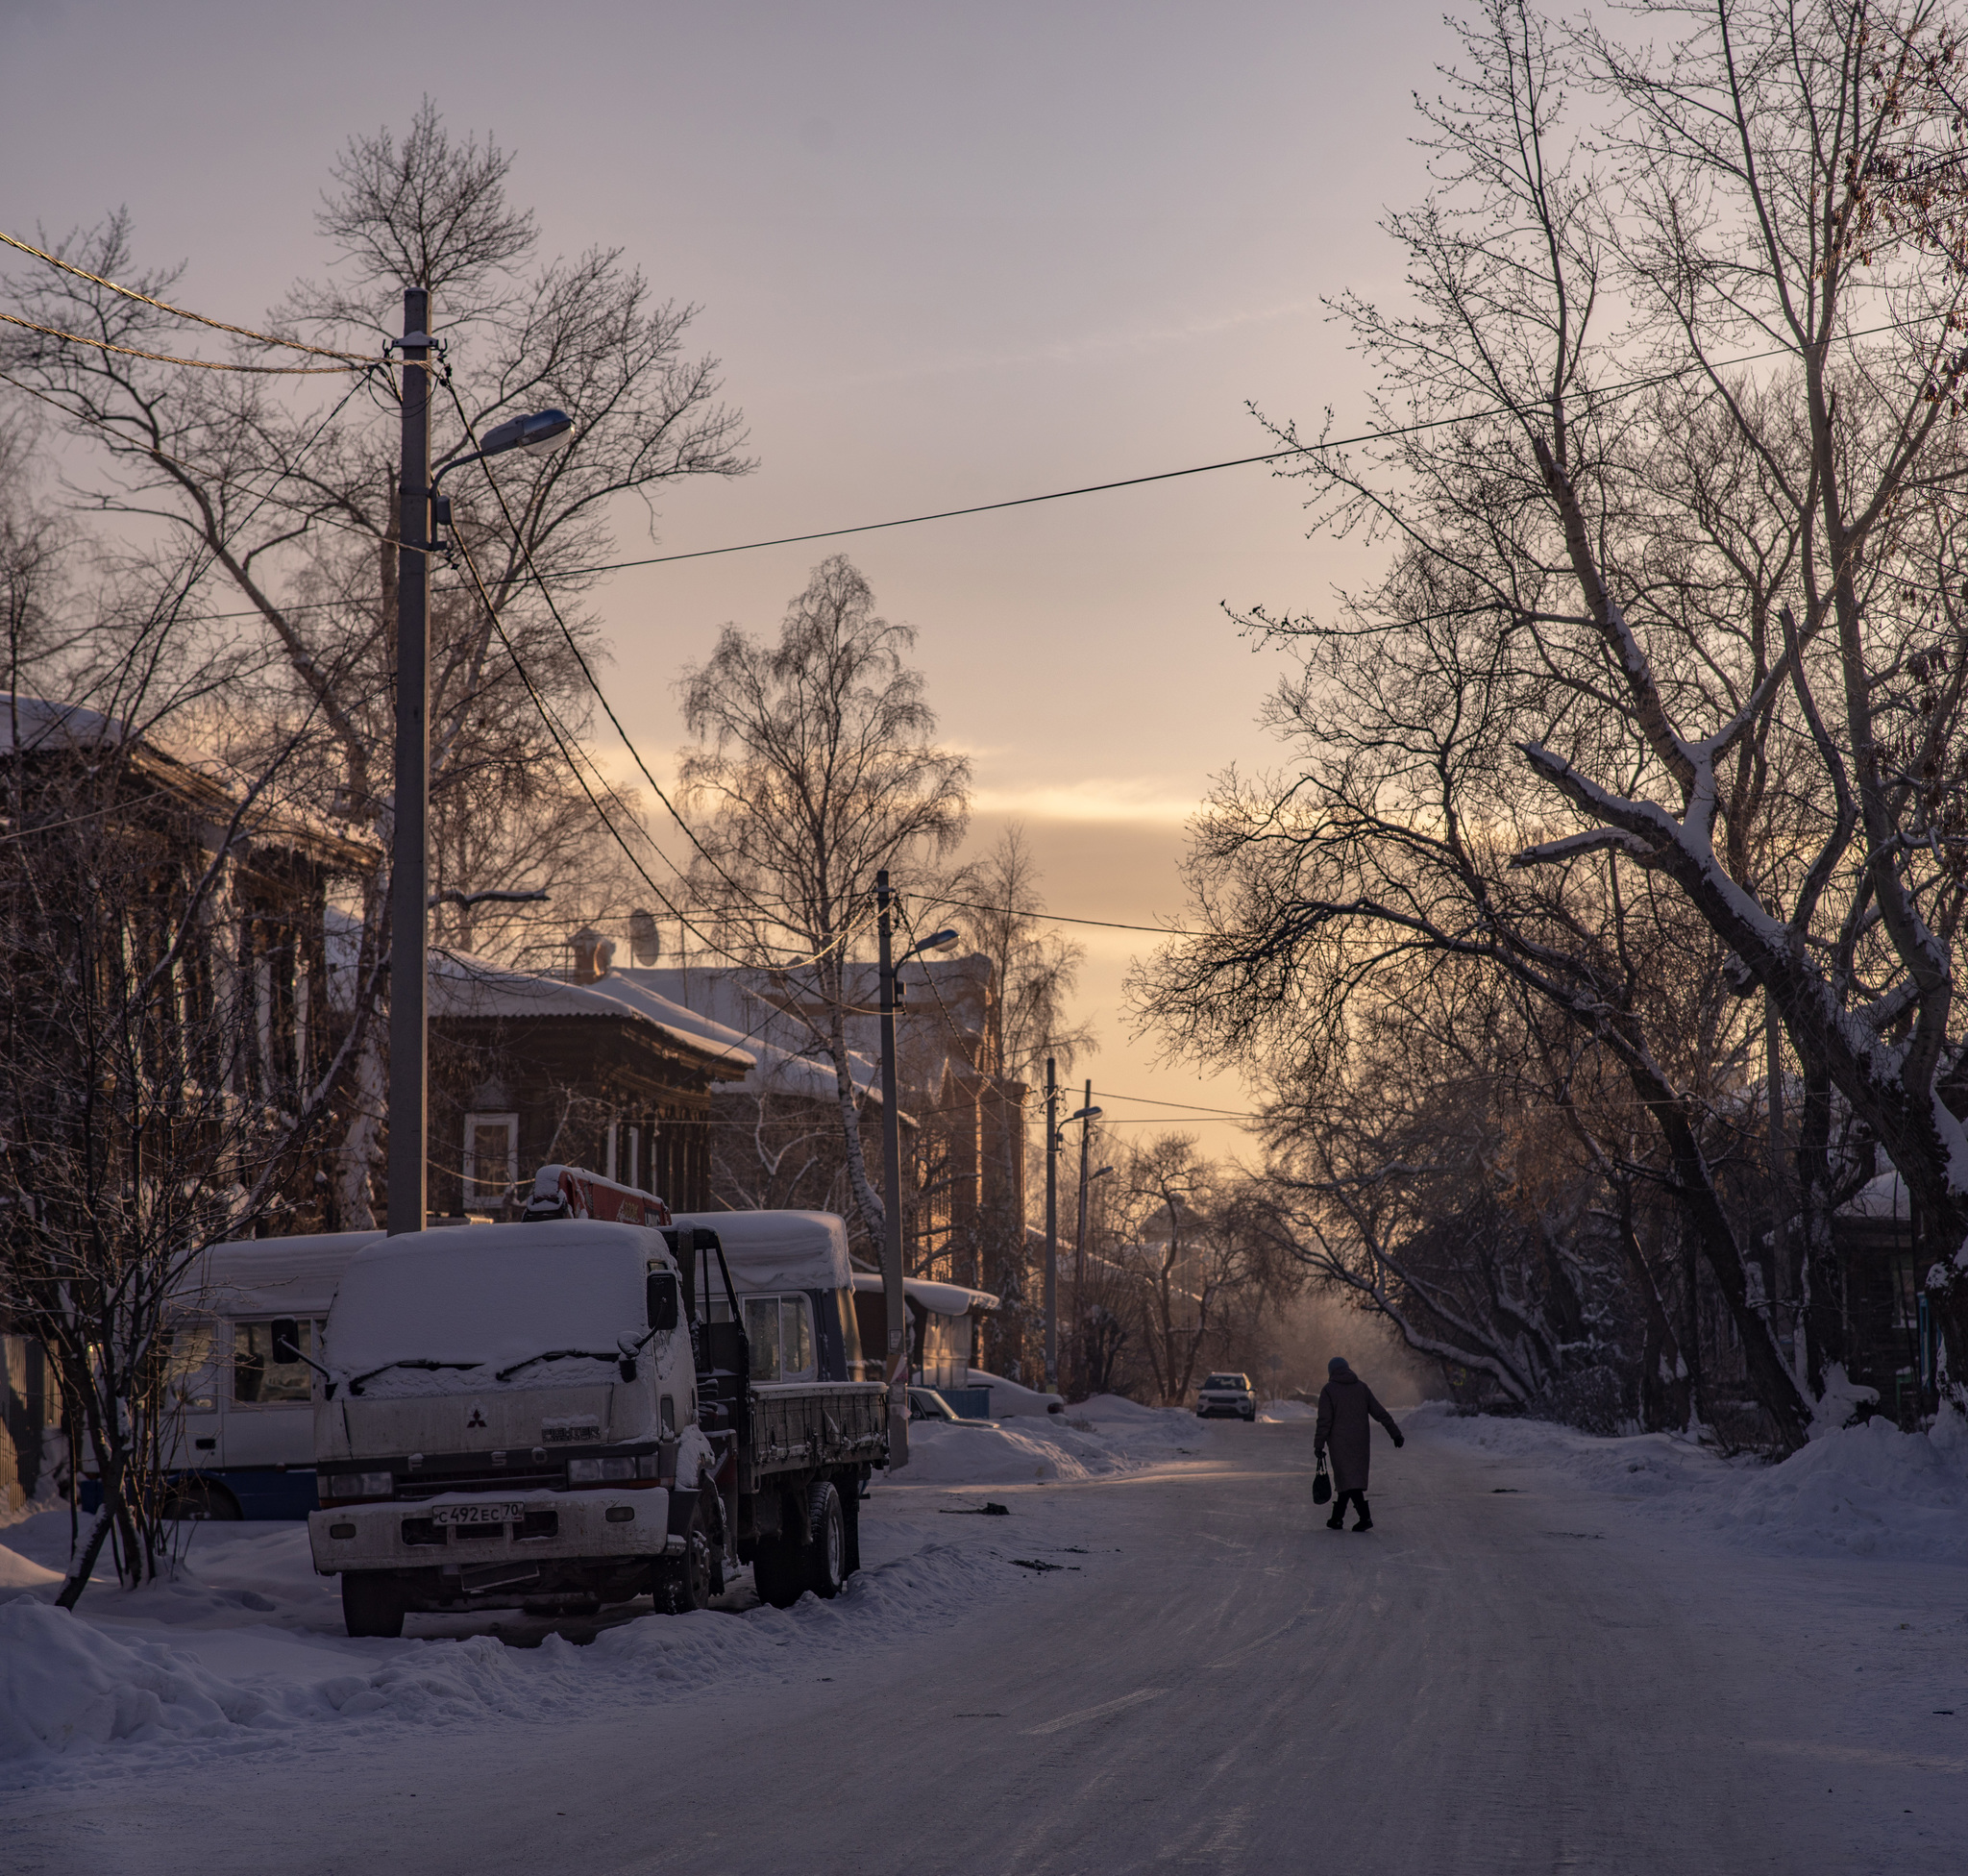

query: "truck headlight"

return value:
[570, 1456, 636, 1484]
[322, 1470, 393, 1500]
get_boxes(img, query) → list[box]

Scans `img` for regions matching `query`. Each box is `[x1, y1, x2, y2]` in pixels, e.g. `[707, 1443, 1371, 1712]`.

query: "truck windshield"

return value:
[327, 1228, 650, 1381]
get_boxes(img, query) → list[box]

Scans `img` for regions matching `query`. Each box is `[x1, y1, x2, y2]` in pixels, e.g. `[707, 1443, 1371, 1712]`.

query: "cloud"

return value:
[970, 778, 1199, 826]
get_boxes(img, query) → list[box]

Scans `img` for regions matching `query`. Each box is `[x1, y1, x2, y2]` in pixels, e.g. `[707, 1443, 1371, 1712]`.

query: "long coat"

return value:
[1315, 1373, 1400, 1493]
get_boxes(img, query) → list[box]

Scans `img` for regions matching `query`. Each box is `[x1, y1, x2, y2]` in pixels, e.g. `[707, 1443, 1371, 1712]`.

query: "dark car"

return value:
[1195, 1372, 1256, 1420]
[909, 1386, 1000, 1428]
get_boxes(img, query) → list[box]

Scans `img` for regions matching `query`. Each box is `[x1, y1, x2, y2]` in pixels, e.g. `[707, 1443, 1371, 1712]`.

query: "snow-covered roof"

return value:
[676, 1209, 853, 1294]
[1840, 1170, 1912, 1222]
[174, 1230, 388, 1318]
[606, 966, 890, 1107]
[428, 951, 757, 1071]
[3, 693, 378, 869]
[850, 1271, 999, 1317]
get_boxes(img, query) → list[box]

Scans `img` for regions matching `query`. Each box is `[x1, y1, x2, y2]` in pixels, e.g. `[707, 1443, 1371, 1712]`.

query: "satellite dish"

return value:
[628, 907, 661, 967]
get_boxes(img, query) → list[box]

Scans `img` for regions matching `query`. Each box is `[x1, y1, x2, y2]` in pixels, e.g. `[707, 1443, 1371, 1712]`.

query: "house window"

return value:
[464, 1112, 519, 1204]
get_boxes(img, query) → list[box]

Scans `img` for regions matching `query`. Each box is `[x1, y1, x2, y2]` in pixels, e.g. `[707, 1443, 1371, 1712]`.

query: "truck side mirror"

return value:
[647, 1271, 680, 1334]
[270, 1319, 302, 1365]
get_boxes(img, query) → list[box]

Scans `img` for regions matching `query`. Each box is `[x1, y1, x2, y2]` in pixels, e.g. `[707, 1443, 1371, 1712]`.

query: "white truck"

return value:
[308, 1168, 888, 1636]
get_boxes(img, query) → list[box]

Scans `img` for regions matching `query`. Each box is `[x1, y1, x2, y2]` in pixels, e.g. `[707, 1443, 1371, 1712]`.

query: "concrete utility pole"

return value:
[1065, 1082, 1102, 1397]
[386, 288, 431, 1236]
[876, 871, 909, 1468]
[1044, 1056, 1059, 1391]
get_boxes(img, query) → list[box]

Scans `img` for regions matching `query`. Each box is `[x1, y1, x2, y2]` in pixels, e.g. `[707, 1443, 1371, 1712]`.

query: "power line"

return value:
[62, 308, 1938, 630]
[0, 229, 374, 361]
[0, 309, 368, 375]
[1092, 1089, 1258, 1118]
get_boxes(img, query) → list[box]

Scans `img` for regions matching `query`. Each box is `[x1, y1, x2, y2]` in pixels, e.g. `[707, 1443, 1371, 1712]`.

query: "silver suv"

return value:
[1195, 1372, 1256, 1421]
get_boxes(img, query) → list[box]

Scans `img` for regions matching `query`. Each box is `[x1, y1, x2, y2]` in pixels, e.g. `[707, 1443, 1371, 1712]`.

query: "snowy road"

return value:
[7, 1415, 1965, 1873]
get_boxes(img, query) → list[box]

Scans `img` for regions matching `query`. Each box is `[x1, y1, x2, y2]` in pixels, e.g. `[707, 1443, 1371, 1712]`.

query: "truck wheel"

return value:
[750, 1537, 804, 1610]
[161, 1480, 241, 1522]
[840, 1474, 861, 1576]
[341, 1571, 406, 1640]
[654, 1514, 714, 1615]
[805, 1482, 847, 1600]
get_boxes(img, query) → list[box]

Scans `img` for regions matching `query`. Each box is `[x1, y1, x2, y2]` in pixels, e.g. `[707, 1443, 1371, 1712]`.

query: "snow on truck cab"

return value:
[308, 1179, 888, 1636]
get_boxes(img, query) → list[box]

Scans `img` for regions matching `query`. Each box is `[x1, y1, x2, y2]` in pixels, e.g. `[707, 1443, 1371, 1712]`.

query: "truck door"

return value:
[220, 1318, 323, 1486]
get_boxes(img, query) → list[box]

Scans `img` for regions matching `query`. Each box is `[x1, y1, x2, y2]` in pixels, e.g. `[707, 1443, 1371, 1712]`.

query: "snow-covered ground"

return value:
[1415, 1398, 1968, 1565]
[6, 1398, 1966, 1873]
[0, 1397, 1198, 1777]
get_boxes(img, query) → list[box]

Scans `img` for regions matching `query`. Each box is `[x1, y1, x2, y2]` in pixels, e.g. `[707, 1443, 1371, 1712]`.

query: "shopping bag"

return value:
[1312, 1452, 1332, 1504]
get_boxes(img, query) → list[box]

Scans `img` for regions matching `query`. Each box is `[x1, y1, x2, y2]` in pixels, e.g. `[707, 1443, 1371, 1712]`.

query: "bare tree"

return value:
[678, 555, 972, 1243]
[960, 827, 1094, 1377]
[1140, 0, 1968, 1443]
[1, 99, 750, 1224]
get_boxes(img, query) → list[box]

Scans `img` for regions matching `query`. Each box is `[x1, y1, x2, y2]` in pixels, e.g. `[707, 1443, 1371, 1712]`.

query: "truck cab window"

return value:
[780, 1296, 815, 1380]
[743, 1296, 782, 1382]
[743, 1294, 816, 1384]
[233, 1321, 317, 1404]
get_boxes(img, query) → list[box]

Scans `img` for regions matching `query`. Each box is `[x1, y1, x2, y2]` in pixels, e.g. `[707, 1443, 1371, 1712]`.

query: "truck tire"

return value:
[750, 1536, 804, 1610]
[653, 1509, 714, 1615]
[341, 1570, 406, 1640]
[841, 1473, 861, 1576]
[805, 1481, 847, 1600]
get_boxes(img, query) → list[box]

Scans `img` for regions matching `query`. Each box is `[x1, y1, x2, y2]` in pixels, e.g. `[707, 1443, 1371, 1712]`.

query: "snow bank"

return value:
[904, 1396, 1194, 1485]
[0, 1528, 1016, 1777]
[0, 1543, 61, 1592]
[1416, 1402, 1968, 1565]
[1259, 1400, 1316, 1423]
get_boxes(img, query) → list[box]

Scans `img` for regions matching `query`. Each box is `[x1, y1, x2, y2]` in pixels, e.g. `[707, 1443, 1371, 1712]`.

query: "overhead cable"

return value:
[0, 229, 375, 360]
[0, 309, 369, 375]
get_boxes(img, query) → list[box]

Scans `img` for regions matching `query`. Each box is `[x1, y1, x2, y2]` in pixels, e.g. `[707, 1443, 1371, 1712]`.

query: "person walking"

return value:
[1314, 1356, 1403, 1531]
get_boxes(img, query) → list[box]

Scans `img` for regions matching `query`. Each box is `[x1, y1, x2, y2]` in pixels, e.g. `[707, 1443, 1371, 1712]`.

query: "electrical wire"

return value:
[0, 229, 375, 361]
[0, 309, 367, 374]
[449, 521, 869, 977]
[94, 309, 1949, 631]
[440, 372, 848, 959]
[448, 527, 741, 963]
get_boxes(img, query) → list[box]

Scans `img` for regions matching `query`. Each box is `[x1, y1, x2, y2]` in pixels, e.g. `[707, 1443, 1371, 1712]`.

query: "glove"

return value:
[1392, 1430, 1405, 1447]
[1314, 1445, 1324, 1462]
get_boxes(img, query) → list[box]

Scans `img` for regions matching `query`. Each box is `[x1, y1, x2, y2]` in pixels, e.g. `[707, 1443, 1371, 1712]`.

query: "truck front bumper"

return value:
[308, 1487, 675, 1575]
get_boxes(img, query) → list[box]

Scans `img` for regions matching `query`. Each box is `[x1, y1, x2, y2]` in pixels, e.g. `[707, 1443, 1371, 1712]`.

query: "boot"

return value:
[1325, 1511, 1344, 1530]
[1352, 1500, 1372, 1532]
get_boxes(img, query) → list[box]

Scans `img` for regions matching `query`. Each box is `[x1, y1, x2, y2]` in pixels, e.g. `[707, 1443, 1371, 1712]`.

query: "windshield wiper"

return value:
[347, 1358, 483, 1396]
[494, 1347, 626, 1383]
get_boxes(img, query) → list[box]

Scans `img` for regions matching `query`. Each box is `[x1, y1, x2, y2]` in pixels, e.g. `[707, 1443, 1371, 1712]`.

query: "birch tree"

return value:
[678, 555, 972, 1246]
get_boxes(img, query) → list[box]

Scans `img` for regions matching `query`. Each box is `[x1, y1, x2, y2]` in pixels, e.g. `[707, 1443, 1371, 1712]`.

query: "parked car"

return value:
[909, 1386, 999, 1428]
[1195, 1373, 1257, 1421]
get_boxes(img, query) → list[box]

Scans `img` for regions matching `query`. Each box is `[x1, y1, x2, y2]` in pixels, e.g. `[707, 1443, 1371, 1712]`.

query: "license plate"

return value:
[429, 1502, 524, 1527]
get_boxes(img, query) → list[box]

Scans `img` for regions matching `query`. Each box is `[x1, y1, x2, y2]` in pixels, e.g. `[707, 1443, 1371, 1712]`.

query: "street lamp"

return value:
[1072, 1164, 1111, 1387]
[873, 876, 962, 1467]
[383, 314, 578, 1237]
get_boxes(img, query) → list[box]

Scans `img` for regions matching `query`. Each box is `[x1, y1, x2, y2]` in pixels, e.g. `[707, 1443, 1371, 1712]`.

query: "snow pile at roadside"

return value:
[0, 1543, 61, 1592]
[1259, 1400, 1316, 1422]
[903, 1394, 1194, 1486]
[0, 1527, 1017, 1776]
[1416, 1401, 1968, 1564]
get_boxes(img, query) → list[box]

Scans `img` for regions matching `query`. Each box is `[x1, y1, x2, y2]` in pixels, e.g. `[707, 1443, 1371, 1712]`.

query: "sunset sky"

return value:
[1, 0, 1456, 1143]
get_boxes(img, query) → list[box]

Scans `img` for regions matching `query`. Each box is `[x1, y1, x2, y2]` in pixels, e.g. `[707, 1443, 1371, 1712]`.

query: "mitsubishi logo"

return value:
[466, 1408, 487, 1429]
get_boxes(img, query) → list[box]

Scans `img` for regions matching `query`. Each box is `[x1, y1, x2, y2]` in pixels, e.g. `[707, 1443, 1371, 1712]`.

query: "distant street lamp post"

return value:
[1073, 1158, 1113, 1379]
[383, 290, 571, 1238]
[1062, 1083, 1102, 1396]
[874, 868, 956, 1467]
